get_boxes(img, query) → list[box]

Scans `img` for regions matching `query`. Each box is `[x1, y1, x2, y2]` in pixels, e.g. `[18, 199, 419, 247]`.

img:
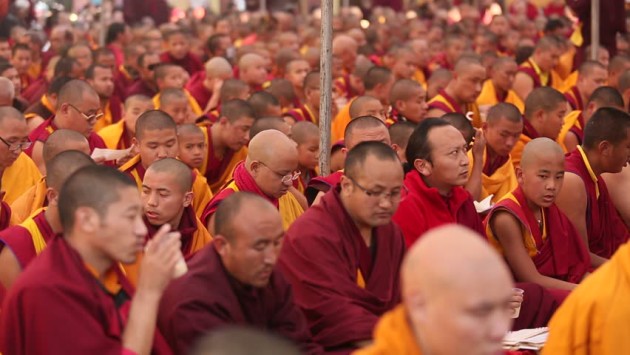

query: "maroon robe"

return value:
[114, 66, 138, 101]
[0, 210, 56, 269]
[0, 201, 10, 231]
[126, 80, 158, 98]
[25, 118, 107, 156]
[564, 86, 584, 111]
[24, 96, 54, 122]
[185, 72, 212, 110]
[0, 237, 172, 354]
[304, 171, 343, 205]
[157, 244, 323, 355]
[159, 52, 203, 76]
[392, 170, 483, 247]
[569, 113, 586, 145]
[565, 149, 630, 258]
[278, 188, 405, 351]
[21, 77, 48, 105]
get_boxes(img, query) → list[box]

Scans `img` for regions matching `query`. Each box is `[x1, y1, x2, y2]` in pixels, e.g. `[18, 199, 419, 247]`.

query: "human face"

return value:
[159, 68, 185, 90]
[242, 58, 268, 86]
[483, 117, 523, 157]
[61, 92, 102, 136]
[518, 152, 565, 208]
[140, 54, 160, 82]
[536, 48, 561, 73]
[455, 64, 486, 103]
[398, 86, 428, 123]
[11, 49, 32, 75]
[0, 41, 11, 60]
[1, 67, 21, 93]
[358, 100, 387, 122]
[123, 100, 154, 135]
[420, 126, 470, 193]
[88, 66, 115, 98]
[162, 99, 191, 125]
[142, 170, 191, 227]
[297, 136, 320, 170]
[135, 129, 178, 168]
[492, 61, 518, 93]
[538, 103, 568, 140]
[215, 19, 232, 35]
[166, 33, 189, 60]
[490, 16, 509, 36]
[220, 116, 255, 151]
[96, 53, 116, 73]
[251, 148, 300, 199]
[285, 60, 310, 90]
[144, 30, 162, 53]
[446, 39, 466, 66]
[605, 129, 630, 173]
[218, 206, 284, 288]
[580, 67, 608, 100]
[392, 52, 417, 80]
[306, 85, 321, 110]
[178, 133, 206, 169]
[340, 155, 404, 228]
[93, 186, 147, 264]
[0, 117, 29, 169]
[70, 46, 93, 72]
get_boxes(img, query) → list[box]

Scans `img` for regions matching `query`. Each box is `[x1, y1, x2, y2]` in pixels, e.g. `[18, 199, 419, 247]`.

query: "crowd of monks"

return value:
[0, 1, 630, 354]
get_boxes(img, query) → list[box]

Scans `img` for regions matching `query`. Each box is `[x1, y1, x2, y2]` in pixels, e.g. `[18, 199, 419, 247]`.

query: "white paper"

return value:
[91, 147, 133, 161]
[503, 327, 548, 350]
[473, 194, 494, 213]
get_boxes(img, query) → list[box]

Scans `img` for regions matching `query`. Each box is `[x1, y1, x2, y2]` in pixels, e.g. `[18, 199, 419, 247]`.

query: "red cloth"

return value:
[393, 170, 484, 247]
[565, 149, 630, 258]
[544, 3, 566, 17]
[123, 0, 169, 26]
[114, 66, 138, 101]
[0, 237, 172, 354]
[24, 97, 54, 121]
[278, 188, 405, 350]
[157, 244, 323, 355]
[159, 52, 203, 76]
[512, 282, 559, 330]
[564, 86, 584, 111]
[0, 201, 10, 231]
[185, 72, 212, 109]
[201, 126, 236, 185]
[517, 59, 555, 89]
[25, 118, 107, 156]
[0, 210, 56, 269]
[569, 113, 586, 144]
[21, 77, 48, 105]
[107, 44, 125, 68]
[126, 80, 157, 98]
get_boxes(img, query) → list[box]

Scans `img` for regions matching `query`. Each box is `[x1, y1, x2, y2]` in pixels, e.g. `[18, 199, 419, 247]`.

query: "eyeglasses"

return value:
[259, 161, 301, 184]
[0, 136, 31, 152]
[347, 176, 405, 202]
[67, 103, 104, 123]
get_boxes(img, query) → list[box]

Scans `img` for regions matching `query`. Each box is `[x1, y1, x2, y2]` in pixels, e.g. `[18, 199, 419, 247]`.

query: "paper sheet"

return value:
[91, 147, 133, 161]
[473, 194, 494, 213]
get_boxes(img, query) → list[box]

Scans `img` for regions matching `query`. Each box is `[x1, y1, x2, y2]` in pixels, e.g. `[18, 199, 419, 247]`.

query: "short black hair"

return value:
[583, 107, 630, 150]
[105, 22, 127, 45]
[405, 118, 451, 167]
[345, 141, 399, 179]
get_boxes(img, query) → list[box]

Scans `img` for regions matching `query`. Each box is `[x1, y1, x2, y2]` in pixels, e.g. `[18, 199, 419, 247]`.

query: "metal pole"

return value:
[590, 0, 600, 60]
[260, 0, 267, 13]
[319, 0, 333, 176]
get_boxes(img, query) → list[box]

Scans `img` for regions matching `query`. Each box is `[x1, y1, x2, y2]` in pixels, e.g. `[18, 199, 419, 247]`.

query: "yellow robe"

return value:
[152, 89, 203, 116]
[10, 177, 48, 225]
[199, 126, 248, 194]
[557, 110, 583, 153]
[476, 80, 525, 113]
[510, 134, 531, 168]
[353, 305, 422, 355]
[331, 98, 356, 143]
[468, 148, 518, 204]
[1, 153, 42, 205]
[428, 92, 482, 128]
[561, 71, 578, 93]
[542, 243, 630, 355]
[97, 120, 130, 150]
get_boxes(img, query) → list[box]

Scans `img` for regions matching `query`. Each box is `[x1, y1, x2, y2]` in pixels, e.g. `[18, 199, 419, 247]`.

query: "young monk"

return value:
[238, 53, 268, 93]
[152, 63, 202, 116]
[284, 58, 311, 104]
[349, 96, 387, 122]
[85, 64, 123, 132]
[291, 121, 319, 193]
[98, 94, 153, 150]
[158, 192, 323, 355]
[486, 138, 590, 299]
[513, 36, 564, 101]
[476, 57, 525, 114]
[563, 61, 608, 111]
[249, 117, 292, 139]
[159, 88, 195, 125]
[159, 28, 203, 76]
[426, 68, 452, 100]
[0, 165, 179, 354]
[0, 151, 94, 291]
[556, 107, 630, 267]
[186, 57, 233, 112]
[387, 79, 429, 125]
[283, 71, 320, 125]
[177, 124, 206, 171]
[389, 121, 415, 164]
[120, 110, 212, 219]
[279, 142, 405, 352]
[248, 91, 282, 118]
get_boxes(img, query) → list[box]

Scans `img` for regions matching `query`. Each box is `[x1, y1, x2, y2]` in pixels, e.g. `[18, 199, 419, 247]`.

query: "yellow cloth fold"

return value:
[19, 208, 48, 255]
[353, 305, 422, 355]
[199, 126, 248, 194]
[476, 80, 525, 113]
[1, 153, 42, 205]
[331, 98, 355, 143]
[467, 148, 518, 204]
[557, 110, 583, 153]
[10, 177, 48, 225]
[97, 120, 127, 149]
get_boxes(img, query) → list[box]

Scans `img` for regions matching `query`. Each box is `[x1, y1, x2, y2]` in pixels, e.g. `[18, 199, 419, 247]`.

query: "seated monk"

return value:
[23, 76, 71, 132]
[511, 87, 568, 167]
[98, 94, 153, 150]
[85, 64, 123, 132]
[186, 57, 233, 113]
[382, 45, 418, 81]
[387, 79, 429, 125]
[476, 57, 525, 114]
[158, 192, 323, 355]
[197, 79, 251, 125]
[159, 88, 196, 125]
[563, 61, 608, 112]
[248, 91, 282, 118]
[284, 58, 312, 105]
[120, 110, 212, 219]
[279, 142, 406, 351]
[177, 123, 206, 171]
[249, 116, 292, 139]
[332, 55, 373, 109]
[349, 96, 388, 123]
[283, 72, 320, 125]
[603, 165, 630, 228]
[486, 138, 590, 302]
[556, 107, 630, 268]
[10, 129, 90, 223]
[202, 129, 304, 231]
[199, 99, 256, 193]
[442, 112, 477, 147]
[0, 166, 178, 354]
[160, 28, 203, 76]
[238, 53, 269, 93]
[0, 151, 94, 292]
[152, 64, 202, 116]
[389, 121, 415, 164]
[25, 79, 108, 174]
[426, 68, 452, 100]
[126, 52, 160, 98]
[427, 56, 485, 128]
[468, 103, 522, 203]
[0, 108, 41, 205]
[291, 122, 319, 193]
[355, 225, 516, 355]
[513, 35, 565, 101]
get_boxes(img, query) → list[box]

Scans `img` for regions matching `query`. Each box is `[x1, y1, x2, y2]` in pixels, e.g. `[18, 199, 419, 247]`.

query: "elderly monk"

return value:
[511, 87, 568, 167]
[486, 138, 590, 301]
[26, 79, 107, 173]
[280, 141, 406, 351]
[476, 57, 525, 114]
[0, 151, 94, 292]
[355, 225, 515, 355]
[564, 61, 608, 111]
[200, 99, 257, 193]
[159, 192, 323, 355]
[120, 110, 212, 219]
[468, 103, 522, 203]
[10, 129, 90, 224]
[0, 166, 178, 354]
[98, 94, 153, 150]
[513, 36, 564, 101]
[186, 57, 233, 112]
[427, 56, 485, 128]
[387, 79, 429, 125]
[203, 130, 303, 230]
[85, 64, 123, 132]
[556, 107, 630, 267]
[0, 107, 41, 206]
[238, 53, 268, 93]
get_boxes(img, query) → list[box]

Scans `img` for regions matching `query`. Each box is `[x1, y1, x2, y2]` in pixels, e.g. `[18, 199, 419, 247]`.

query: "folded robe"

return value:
[428, 89, 482, 128]
[476, 79, 525, 113]
[284, 103, 318, 125]
[199, 125, 247, 193]
[159, 52, 203, 76]
[564, 86, 585, 111]
[1, 153, 42, 205]
[98, 120, 133, 150]
[185, 72, 212, 110]
[468, 147, 518, 204]
[0, 209, 56, 271]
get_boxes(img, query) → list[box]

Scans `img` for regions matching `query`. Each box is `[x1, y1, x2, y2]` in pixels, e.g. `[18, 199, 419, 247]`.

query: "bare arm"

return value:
[288, 186, 308, 211]
[465, 129, 485, 201]
[602, 167, 630, 228]
[31, 141, 45, 175]
[512, 73, 534, 102]
[563, 132, 579, 154]
[0, 247, 23, 290]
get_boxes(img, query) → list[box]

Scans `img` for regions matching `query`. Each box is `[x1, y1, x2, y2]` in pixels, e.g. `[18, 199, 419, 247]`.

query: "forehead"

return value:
[140, 128, 177, 141]
[354, 155, 403, 183]
[361, 100, 384, 112]
[429, 125, 466, 148]
[489, 117, 523, 131]
[233, 206, 283, 239]
[162, 98, 188, 107]
[0, 117, 27, 135]
[178, 132, 204, 142]
[144, 170, 179, 189]
[461, 65, 486, 78]
[351, 126, 390, 145]
[94, 67, 113, 76]
[523, 152, 565, 172]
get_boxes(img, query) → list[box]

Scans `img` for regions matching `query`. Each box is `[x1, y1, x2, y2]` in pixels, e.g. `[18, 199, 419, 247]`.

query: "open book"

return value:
[503, 327, 548, 350]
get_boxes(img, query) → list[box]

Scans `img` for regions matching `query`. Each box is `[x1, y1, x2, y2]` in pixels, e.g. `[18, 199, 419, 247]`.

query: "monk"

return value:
[126, 52, 160, 98]
[159, 88, 195, 125]
[469, 103, 522, 203]
[513, 35, 564, 101]
[442, 112, 476, 147]
[26, 79, 107, 174]
[0, 165, 178, 354]
[477, 57, 525, 114]
[158, 192, 323, 355]
[607, 55, 630, 90]
[332, 35, 359, 75]
[248, 91, 282, 118]
[556, 107, 630, 267]
[185, 57, 233, 112]
[349, 96, 387, 122]
[284, 58, 311, 104]
[291, 122, 319, 193]
[23, 76, 71, 131]
[0, 107, 41, 205]
[238, 53, 268, 93]
[85, 64, 123, 132]
[10, 44, 33, 95]
[387, 79, 428, 125]
[486, 138, 590, 300]
[511, 87, 568, 167]
[389, 121, 415, 164]
[159, 28, 203, 76]
[10, 129, 90, 223]
[199, 99, 256, 193]
[0, 151, 94, 291]
[603, 165, 630, 228]
[564, 61, 608, 111]
[426, 68, 452, 100]
[152, 64, 202, 116]
[279, 141, 405, 351]
[429, 34, 467, 72]
[355, 225, 515, 355]
[382, 45, 418, 81]
[177, 124, 206, 171]
[0, 78, 13, 107]
[120, 110, 212, 219]
[333, 55, 373, 109]
[250, 116, 292, 139]
[98, 94, 153, 150]
[427, 56, 485, 128]
[202, 129, 304, 230]
[283, 72, 320, 125]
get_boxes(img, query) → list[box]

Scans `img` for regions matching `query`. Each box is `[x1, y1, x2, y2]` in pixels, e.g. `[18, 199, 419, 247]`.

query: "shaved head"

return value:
[487, 102, 523, 124]
[45, 150, 95, 191]
[454, 56, 484, 75]
[344, 116, 391, 149]
[159, 88, 188, 107]
[520, 137, 564, 170]
[332, 35, 358, 54]
[205, 57, 233, 79]
[523, 87, 567, 121]
[349, 96, 383, 120]
[56, 79, 98, 109]
[239, 53, 265, 70]
[390, 79, 423, 103]
[0, 106, 24, 126]
[135, 110, 177, 140]
[214, 192, 279, 243]
[291, 121, 319, 145]
[146, 157, 193, 193]
[246, 129, 298, 198]
[177, 123, 203, 137]
[247, 129, 297, 163]
[43, 129, 90, 162]
[249, 116, 291, 139]
[0, 77, 15, 106]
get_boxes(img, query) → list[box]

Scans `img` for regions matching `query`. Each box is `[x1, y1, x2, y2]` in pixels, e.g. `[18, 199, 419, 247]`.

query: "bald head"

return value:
[239, 53, 265, 70]
[0, 106, 24, 126]
[205, 57, 233, 79]
[344, 116, 391, 149]
[146, 157, 193, 193]
[214, 192, 279, 244]
[332, 35, 358, 55]
[520, 137, 564, 170]
[390, 79, 423, 104]
[43, 129, 90, 162]
[45, 150, 95, 191]
[177, 123, 203, 137]
[487, 103, 523, 125]
[159, 88, 187, 107]
[349, 96, 383, 120]
[454, 56, 484, 75]
[0, 77, 15, 106]
[135, 110, 177, 140]
[291, 121, 319, 145]
[247, 129, 297, 163]
[56, 79, 98, 109]
[249, 117, 290, 139]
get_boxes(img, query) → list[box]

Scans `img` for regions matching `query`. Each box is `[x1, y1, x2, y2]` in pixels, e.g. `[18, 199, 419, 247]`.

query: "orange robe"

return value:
[1, 153, 42, 205]
[10, 177, 47, 224]
[199, 125, 247, 193]
[476, 80, 525, 113]
[97, 120, 133, 150]
[468, 148, 518, 204]
[557, 110, 585, 152]
[428, 89, 482, 128]
[331, 98, 357, 142]
[152, 89, 203, 116]
[283, 104, 318, 125]
[352, 305, 421, 355]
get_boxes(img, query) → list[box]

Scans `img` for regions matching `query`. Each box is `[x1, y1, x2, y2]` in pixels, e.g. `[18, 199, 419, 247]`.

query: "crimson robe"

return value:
[278, 188, 405, 351]
[157, 244, 323, 355]
[185, 72, 213, 110]
[564, 86, 584, 111]
[21, 77, 48, 105]
[114, 66, 138, 101]
[159, 52, 203, 76]
[0, 237, 172, 354]
[569, 113, 586, 145]
[565, 148, 630, 258]
[283, 104, 317, 125]
[0, 201, 10, 231]
[392, 170, 483, 247]
[24, 95, 54, 122]
[304, 171, 343, 205]
[126, 80, 158, 98]
[518, 59, 556, 89]
[0, 210, 56, 269]
[25, 118, 107, 156]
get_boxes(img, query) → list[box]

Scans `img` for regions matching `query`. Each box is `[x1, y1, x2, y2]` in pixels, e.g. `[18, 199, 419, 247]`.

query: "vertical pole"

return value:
[342, 0, 349, 9]
[300, 0, 309, 18]
[319, 0, 333, 176]
[590, 0, 600, 60]
[260, 0, 267, 13]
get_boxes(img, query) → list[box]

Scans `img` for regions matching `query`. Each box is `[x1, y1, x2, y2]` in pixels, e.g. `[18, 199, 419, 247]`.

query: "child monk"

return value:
[177, 124, 206, 171]
[159, 88, 195, 125]
[290, 121, 319, 193]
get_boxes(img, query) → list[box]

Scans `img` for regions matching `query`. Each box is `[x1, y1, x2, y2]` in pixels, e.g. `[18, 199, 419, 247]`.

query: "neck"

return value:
[421, 174, 453, 197]
[444, 86, 464, 106]
[524, 197, 542, 218]
[486, 145, 499, 162]
[492, 80, 507, 98]
[44, 207, 63, 233]
[66, 232, 113, 277]
[582, 147, 605, 176]
[340, 195, 373, 247]
[210, 124, 227, 158]
[100, 97, 108, 110]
